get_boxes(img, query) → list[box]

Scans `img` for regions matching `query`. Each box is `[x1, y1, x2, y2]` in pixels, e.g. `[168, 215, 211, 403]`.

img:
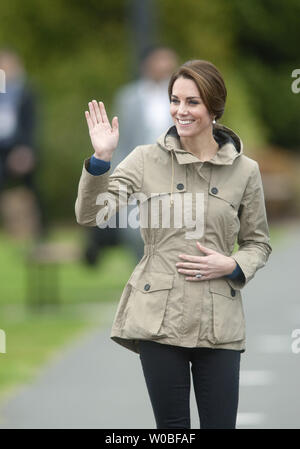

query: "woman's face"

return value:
[170, 77, 213, 138]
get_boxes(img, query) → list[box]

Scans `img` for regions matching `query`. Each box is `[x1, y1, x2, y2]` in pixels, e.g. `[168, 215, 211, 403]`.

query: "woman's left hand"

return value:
[176, 241, 236, 281]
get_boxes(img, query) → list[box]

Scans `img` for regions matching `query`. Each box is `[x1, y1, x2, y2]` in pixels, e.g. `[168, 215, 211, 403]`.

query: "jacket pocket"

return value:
[122, 271, 174, 339]
[208, 278, 245, 344]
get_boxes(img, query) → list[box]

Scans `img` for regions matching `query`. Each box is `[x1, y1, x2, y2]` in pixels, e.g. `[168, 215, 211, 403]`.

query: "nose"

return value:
[177, 102, 188, 115]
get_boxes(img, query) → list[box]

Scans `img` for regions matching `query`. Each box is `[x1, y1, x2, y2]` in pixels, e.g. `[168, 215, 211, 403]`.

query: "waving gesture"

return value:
[85, 100, 119, 162]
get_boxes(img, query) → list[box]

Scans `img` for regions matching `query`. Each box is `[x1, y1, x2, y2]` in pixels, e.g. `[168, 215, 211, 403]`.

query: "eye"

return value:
[189, 100, 200, 105]
[170, 98, 179, 104]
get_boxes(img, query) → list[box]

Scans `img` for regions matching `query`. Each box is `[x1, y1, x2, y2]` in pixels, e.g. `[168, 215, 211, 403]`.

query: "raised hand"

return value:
[85, 100, 119, 162]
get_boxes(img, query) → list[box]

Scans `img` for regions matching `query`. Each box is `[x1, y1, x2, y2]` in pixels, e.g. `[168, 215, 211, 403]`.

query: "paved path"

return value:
[0, 224, 300, 429]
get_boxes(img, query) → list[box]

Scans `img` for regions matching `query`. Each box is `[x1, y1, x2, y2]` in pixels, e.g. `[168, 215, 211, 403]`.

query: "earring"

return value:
[212, 118, 216, 124]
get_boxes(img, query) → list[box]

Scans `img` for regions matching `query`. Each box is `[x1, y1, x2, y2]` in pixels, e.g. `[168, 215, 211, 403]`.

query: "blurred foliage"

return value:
[158, 0, 269, 150]
[0, 0, 298, 221]
[230, 0, 300, 150]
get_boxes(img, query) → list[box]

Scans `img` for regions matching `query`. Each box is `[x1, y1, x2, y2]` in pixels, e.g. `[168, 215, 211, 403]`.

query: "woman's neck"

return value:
[180, 127, 219, 162]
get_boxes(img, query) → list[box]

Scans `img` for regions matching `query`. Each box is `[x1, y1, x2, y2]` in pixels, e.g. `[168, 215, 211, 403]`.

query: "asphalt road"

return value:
[0, 225, 299, 429]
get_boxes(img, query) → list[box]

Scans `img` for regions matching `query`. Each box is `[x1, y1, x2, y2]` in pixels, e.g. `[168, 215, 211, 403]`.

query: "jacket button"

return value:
[177, 183, 184, 190]
[144, 284, 150, 291]
[211, 187, 218, 195]
[231, 288, 236, 297]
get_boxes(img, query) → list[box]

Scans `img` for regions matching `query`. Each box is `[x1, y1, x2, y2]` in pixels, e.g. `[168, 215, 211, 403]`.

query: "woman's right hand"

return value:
[85, 100, 119, 162]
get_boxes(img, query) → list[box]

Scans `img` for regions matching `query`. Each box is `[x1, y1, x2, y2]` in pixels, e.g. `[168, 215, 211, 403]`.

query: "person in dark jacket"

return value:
[0, 48, 47, 237]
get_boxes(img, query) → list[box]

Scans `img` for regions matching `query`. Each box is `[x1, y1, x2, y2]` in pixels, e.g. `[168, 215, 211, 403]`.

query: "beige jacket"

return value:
[75, 123, 272, 354]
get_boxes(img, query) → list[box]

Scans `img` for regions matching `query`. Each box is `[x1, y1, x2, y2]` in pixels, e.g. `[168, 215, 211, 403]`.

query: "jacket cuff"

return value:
[87, 155, 111, 175]
[75, 158, 111, 226]
[226, 252, 254, 290]
[226, 262, 243, 279]
[79, 157, 111, 198]
[82, 156, 110, 180]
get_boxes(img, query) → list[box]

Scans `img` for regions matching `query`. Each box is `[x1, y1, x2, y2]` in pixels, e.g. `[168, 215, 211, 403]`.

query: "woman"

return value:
[75, 60, 272, 429]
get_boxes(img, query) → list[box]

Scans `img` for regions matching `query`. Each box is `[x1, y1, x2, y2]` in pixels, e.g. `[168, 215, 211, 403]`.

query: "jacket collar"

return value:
[156, 123, 244, 166]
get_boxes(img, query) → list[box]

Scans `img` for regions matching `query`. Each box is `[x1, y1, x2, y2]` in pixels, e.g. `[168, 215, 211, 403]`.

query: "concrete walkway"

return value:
[0, 223, 299, 429]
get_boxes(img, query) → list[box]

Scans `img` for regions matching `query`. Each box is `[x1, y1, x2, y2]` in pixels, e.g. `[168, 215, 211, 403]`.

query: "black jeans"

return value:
[138, 340, 241, 429]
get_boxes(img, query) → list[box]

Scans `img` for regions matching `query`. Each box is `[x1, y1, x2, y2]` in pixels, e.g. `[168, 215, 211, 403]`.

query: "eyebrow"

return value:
[170, 95, 201, 99]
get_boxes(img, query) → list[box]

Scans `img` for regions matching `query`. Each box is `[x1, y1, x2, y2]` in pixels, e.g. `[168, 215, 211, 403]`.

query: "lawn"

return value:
[0, 225, 136, 307]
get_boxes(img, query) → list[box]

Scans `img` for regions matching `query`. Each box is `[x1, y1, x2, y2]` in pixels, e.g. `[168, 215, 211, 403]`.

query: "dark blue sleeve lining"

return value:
[87, 155, 111, 175]
[226, 262, 243, 280]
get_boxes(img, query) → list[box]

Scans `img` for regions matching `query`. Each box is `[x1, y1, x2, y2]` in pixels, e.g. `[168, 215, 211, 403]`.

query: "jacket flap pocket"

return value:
[209, 190, 238, 209]
[208, 182, 241, 209]
[209, 278, 239, 298]
[129, 271, 174, 292]
[139, 189, 187, 206]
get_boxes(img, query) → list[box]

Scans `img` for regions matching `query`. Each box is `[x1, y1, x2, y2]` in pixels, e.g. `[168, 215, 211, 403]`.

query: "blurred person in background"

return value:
[83, 46, 178, 266]
[0, 48, 47, 238]
[112, 45, 178, 167]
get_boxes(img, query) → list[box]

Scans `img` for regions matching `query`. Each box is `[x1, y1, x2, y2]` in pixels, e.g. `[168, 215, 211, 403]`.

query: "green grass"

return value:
[0, 222, 289, 404]
[0, 313, 94, 404]
[0, 225, 136, 306]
